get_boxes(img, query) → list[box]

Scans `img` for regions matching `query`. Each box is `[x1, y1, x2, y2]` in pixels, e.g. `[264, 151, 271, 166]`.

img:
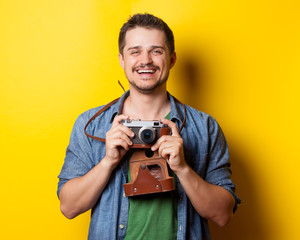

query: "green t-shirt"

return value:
[125, 113, 178, 240]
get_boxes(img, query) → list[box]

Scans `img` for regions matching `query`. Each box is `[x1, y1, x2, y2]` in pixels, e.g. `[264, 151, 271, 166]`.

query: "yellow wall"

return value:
[1, 1, 299, 239]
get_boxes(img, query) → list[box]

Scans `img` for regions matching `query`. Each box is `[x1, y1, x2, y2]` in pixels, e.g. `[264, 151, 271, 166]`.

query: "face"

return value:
[119, 27, 176, 94]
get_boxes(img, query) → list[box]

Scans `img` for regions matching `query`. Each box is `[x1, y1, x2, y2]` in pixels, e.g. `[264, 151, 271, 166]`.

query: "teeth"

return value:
[137, 69, 155, 74]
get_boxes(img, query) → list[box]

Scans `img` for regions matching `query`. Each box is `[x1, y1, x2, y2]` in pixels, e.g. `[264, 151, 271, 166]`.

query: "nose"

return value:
[140, 52, 153, 65]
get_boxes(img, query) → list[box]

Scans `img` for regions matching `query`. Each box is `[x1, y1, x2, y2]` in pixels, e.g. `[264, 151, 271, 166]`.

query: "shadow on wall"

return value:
[176, 51, 270, 240]
[175, 51, 208, 111]
[209, 142, 269, 240]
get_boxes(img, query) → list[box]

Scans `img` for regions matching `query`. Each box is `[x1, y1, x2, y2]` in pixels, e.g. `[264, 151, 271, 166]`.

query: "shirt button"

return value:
[123, 193, 126, 197]
[120, 224, 124, 229]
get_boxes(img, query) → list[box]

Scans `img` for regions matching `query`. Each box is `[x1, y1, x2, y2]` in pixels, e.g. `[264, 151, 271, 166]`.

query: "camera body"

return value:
[120, 119, 171, 148]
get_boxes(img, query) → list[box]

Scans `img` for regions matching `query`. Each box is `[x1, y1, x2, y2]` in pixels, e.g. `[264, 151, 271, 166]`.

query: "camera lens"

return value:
[144, 131, 151, 139]
[139, 127, 156, 144]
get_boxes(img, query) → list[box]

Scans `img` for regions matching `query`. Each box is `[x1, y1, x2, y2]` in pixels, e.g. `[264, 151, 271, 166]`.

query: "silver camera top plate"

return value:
[121, 119, 166, 128]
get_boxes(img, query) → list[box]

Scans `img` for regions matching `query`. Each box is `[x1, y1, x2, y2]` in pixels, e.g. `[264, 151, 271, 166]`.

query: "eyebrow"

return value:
[126, 45, 165, 51]
[127, 46, 141, 51]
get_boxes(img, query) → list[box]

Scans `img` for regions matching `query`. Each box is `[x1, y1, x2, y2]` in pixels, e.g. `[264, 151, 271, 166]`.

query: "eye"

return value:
[152, 49, 163, 55]
[130, 50, 140, 55]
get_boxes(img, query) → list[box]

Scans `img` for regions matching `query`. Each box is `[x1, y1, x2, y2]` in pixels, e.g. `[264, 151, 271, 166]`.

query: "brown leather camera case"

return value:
[123, 149, 175, 196]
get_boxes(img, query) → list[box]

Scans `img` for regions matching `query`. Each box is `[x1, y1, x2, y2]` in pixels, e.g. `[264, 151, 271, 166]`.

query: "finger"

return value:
[112, 114, 129, 127]
[160, 119, 180, 137]
[151, 135, 180, 151]
[108, 138, 131, 151]
[114, 124, 135, 138]
[159, 141, 181, 157]
[107, 129, 133, 146]
[153, 137, 170, 151]
[159, 146, 176, 160]
[109, 118, 135, 138]
[151, 135, 168, 151]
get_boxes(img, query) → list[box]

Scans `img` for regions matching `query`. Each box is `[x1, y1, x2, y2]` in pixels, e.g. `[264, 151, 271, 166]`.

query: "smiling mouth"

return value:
[133, 65, 159, 75]
[137, 69, 156, 74]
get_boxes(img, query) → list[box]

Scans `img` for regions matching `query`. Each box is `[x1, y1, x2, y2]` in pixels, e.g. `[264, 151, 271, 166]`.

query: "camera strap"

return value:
[84, 96, 186, 142]
[84, 98, 120, 142]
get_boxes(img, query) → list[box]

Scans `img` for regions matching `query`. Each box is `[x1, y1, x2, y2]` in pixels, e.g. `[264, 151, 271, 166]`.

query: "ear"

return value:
[170, 52, 177, 69]
[118, 53, 125, 69]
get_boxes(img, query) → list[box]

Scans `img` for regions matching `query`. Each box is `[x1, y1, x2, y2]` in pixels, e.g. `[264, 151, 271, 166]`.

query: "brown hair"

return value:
[118, 13, 175, 56]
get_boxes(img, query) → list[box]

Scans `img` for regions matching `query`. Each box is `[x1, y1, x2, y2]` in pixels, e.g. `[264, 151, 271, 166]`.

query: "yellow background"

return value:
[1, 0, 299, 239]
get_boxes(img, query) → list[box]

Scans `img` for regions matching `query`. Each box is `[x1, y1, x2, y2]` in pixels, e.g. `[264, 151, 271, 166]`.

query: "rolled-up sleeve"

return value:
[205, 117, 241, 212]
[57, 114, 94, 198]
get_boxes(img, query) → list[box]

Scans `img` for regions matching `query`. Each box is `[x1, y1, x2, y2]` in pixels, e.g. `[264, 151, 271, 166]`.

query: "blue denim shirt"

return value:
[58, 91, 240, 240]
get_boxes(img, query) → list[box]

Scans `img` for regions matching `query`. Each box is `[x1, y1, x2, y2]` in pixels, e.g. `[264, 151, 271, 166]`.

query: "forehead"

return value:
[124, 27, 167, 49]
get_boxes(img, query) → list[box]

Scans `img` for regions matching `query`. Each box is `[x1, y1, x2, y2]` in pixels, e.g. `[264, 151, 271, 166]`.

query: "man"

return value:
[58, 13, 240, 239]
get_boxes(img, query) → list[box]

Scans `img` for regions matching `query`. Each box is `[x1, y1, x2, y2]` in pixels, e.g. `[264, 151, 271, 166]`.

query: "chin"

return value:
[131, 81, 167, 94]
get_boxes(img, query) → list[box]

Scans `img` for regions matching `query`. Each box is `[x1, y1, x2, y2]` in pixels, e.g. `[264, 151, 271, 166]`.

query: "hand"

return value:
[103, 115, 134, 169]
[151, 119, 187, 173]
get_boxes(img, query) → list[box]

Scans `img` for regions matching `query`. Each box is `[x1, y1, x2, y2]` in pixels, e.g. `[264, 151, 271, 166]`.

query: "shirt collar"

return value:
[109, 91, 185, 125]
[109, 91, 130, 123]
[168, 92, 185, 125]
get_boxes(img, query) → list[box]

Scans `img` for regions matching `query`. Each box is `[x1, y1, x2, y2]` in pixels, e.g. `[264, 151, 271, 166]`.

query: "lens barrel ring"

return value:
[138, 126, 156, 144]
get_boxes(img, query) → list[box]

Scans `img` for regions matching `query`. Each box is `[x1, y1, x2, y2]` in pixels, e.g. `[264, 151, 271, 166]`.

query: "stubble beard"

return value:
[127, 65, 170, 94]
[128, 76, 168, 94]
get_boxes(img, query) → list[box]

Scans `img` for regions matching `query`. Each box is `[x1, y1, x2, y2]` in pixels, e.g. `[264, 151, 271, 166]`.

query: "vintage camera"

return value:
[121, 120, 174, 196]
[120, 119, 171, 148]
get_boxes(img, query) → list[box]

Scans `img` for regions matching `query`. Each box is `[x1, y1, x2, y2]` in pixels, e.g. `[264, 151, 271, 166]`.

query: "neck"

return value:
[123, 87, 170, 120]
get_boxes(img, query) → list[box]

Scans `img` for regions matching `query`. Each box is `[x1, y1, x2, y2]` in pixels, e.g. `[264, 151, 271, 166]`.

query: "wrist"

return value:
[101, 156, 118, 172]
[172, 162, 190, 177]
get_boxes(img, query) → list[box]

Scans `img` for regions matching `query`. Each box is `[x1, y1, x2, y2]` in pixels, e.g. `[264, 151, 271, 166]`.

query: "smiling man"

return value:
[58, 13, 240, 240]
[119, 26, 176, 94]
